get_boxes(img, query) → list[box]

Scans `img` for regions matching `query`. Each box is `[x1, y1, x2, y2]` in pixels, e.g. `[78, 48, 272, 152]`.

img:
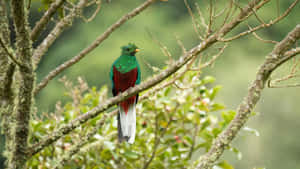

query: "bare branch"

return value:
[268, 47, 300, 88]
[195, 24, 300, 169]
[175, 34, 187, 54]
[221, 0, 233, 28]
[199, 44, 227, 69]
[184, 0, 203, 40]
[251, 30, 278, 44]
[34, 0, 157, 95]
[206, 0, 213, 37]
[269, 82, 300, 88]
[146, 28, 173, 62]
[219, 0, 298, 42]
[247, 24, 277, 44]
[250, 7, 265, 25]
[80, 0, 101, 22]
[27, 0, 266, 157]
[30, 0, 66, 41]
[32, 0, 89, 66]
[195, 2, 208, 33]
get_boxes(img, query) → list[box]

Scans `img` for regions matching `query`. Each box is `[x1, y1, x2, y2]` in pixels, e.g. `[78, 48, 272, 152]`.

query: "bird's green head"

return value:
[121, 43, 139, 56]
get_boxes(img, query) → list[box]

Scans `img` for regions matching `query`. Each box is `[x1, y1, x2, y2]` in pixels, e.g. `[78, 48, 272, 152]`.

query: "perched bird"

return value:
[110, 43, 141, 144]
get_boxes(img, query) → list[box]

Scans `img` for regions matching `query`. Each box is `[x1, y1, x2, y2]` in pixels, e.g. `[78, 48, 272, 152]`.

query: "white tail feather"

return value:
[119, 102, 136, 144]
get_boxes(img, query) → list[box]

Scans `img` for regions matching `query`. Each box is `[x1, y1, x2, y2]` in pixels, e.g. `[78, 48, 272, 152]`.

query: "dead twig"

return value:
[184, 0, 203, 40]
[219, 0, 298, 42]
[80, 0, 101, 22]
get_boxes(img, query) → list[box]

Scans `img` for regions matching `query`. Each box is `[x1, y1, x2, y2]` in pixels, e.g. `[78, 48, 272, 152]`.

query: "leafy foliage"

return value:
[27, 72, 243, 169]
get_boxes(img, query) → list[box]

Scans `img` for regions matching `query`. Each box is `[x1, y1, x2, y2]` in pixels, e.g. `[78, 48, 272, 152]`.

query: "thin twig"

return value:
[31, 0, 65, 41]
[268, 47, 300, 88]
[32, 0, 88, 67]
[184, 0, 203, 40]
[252, 31, 278, 44]
[250, 7, 265, 25]
[195, 2, 208, 32]
[248, 24, 278, 44]
[146, 28, 173, 62]
[206, 0, 213, 37]
[34, 0, 157, 96]
[175, 34, 187, 54]
[219, 0, 298, 42]
[80, 0, 101, 22]
[190, 43, 227, 71]
[269, 83, 300, 88]
[221, 0, 233, 28]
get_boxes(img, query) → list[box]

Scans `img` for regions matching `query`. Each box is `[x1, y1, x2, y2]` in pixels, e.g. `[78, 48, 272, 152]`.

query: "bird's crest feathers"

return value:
[121, 43, 139, 56]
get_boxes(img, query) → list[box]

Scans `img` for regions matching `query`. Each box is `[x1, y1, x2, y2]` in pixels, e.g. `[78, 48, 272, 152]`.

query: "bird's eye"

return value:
[126, 48, 130, 51]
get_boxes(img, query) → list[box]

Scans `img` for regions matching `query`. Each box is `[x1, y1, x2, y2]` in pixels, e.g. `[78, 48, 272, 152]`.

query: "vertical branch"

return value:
[0, 0, 16, 167]
[10, 0, 34, 168]
[206, 0, 213, 37]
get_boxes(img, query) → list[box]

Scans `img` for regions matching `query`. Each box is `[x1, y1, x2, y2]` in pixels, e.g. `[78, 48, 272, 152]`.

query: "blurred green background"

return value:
[1, 0, 300, 168]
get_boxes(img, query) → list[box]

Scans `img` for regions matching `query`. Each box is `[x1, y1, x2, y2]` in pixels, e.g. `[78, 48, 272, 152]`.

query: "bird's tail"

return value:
[118, 96, 136, 144]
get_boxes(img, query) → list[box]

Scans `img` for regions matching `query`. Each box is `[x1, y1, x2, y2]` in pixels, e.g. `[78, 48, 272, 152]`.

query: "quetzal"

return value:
[110, 43, 141, 144]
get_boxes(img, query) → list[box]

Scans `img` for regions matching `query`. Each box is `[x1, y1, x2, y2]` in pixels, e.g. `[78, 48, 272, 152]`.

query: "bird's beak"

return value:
[135, 49, 140, 53]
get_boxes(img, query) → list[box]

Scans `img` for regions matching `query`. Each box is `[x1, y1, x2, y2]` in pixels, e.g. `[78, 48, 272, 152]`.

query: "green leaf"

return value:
[230, 147, 242, 160]
[217, 160, 234, 169]
[221, 110, 236, 123]
[209, 85, 222, 100]
[203, 76, 216, 84]
[211, 103, 225, 112]
[124, 151, 139, 159]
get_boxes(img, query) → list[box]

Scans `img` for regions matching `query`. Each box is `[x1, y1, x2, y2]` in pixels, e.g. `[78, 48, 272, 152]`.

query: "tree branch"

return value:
[32, 0, 88, 66]
[219, 0, 298, 42]
[0, 1, 16, 167]
[27, 0, 266, 157]
[0, 37, 25, 68]
[195, 24, 300, 169]
[34, 0, 157, 95]
[10, 0, 34, 168]
[30, 0, 65, 41]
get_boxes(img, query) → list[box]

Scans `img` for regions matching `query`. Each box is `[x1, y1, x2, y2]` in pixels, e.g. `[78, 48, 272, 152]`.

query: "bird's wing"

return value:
[135, 62, 141, 85]
[110, 64, 117, 96]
